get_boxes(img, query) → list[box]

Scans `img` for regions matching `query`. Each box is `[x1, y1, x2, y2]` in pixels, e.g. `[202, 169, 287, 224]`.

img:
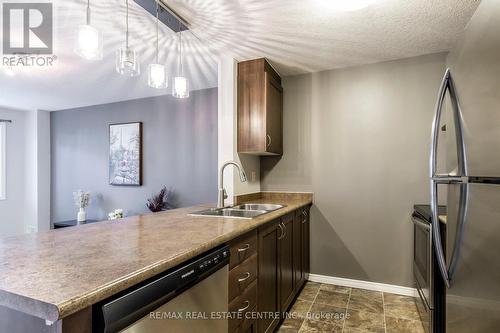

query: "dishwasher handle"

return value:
[93, 246, 230, 333]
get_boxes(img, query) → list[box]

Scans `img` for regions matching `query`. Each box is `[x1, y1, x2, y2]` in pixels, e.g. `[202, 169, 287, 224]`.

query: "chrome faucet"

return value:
[218, 161, 247, 208]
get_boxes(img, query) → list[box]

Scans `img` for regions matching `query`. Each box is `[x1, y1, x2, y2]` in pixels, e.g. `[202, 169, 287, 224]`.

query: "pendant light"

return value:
[148, 0, 168, 88]
[172, 26, 189, 98]
[74, 0, 103, 60]
[116, 0, 140, 76]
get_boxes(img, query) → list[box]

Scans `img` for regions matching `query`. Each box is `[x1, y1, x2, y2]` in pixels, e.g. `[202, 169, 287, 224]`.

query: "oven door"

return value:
[412, 213, 433, 309]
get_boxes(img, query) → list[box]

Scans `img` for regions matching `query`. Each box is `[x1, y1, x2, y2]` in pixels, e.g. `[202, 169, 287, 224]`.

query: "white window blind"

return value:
[0, 122, 5, 200]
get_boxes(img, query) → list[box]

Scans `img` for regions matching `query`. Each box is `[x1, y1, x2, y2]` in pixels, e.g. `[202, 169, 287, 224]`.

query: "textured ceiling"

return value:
[0, 0, 480, 111]
[171, 0, 481, 75]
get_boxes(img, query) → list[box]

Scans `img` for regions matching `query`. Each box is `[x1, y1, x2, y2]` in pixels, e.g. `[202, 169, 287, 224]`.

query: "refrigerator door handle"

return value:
[430, 180, 450, 288]
[429, 69, 468, 289]
[429, 70, 449, 179]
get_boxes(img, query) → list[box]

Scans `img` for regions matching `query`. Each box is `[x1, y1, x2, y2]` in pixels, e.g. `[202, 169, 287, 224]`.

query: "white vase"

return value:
[77, 208, 86, 223]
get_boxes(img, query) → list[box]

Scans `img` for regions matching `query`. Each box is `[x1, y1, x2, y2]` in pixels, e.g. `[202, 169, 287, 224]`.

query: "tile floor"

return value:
[278, 282, 425, 333]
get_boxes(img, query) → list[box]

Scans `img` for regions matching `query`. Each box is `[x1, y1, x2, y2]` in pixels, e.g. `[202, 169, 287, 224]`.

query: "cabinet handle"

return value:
[238, 272, 251, 283]
[238, 300, 250, 312]
[279, 222, 287, 240]
[278, 223, 285, 240]
[302, 211, 308, 224]
[238, 244, 250, 253]
[266, 134, 272, 148]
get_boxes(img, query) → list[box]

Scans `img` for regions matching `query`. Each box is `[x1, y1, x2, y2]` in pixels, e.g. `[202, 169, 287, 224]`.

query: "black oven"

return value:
[413, 205, 446, 333]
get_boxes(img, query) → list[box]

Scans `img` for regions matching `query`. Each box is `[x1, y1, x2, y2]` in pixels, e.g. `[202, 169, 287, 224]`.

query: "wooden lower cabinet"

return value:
[294, 207, 311, 293]
[230, 205, 311, 333]
[257, 220, 281, 333]
[279, 213, 295, 313]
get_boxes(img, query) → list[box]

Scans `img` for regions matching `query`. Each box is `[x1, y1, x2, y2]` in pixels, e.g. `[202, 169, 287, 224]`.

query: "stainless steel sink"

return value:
[232, 203, 285, 211]
[190, 203, 285, 219]
[190, 208, 268, 219]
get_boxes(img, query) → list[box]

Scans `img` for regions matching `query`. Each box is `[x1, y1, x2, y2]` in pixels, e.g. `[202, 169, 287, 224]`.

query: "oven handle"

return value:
[412, 214, 430, 231]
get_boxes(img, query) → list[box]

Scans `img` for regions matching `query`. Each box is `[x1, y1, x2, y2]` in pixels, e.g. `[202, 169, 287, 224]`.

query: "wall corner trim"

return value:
[308, 274, 418, 297]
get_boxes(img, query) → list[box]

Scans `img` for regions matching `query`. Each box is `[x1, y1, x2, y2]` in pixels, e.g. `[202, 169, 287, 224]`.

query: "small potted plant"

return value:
[147, 186, 173, 212]
[73, 190, 90, 223]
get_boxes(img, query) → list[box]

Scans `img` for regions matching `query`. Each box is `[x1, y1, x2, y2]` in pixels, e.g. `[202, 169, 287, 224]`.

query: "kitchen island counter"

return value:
[0, 193, 312, 324]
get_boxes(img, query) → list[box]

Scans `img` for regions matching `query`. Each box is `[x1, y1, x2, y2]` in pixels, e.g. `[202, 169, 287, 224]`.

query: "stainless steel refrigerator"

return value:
[429, 1, 500, 332]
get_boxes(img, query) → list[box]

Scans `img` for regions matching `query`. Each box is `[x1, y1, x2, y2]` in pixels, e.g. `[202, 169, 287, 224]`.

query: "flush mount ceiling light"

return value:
[148, 0, 168, 89]
[319, 0, 377, 11]
[74, 0, 103, 60]
[116, 0, 140, 77]
[172, 28, 189, 99]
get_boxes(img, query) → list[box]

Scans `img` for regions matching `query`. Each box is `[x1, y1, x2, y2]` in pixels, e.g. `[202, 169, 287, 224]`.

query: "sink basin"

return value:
[190, 203, 285, 220]
[190, 208, 268, 219]
[232, 203, 285, 211]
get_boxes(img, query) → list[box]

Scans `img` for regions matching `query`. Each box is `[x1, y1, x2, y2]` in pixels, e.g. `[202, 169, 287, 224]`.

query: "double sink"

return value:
[190, 203, 285, 219]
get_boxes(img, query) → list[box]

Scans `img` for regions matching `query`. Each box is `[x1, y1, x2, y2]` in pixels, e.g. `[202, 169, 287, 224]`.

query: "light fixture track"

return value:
[133, 0, 190, 32]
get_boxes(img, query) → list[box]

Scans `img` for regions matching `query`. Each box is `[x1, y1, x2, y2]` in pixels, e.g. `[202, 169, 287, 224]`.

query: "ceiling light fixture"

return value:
[321, 0, 377, 11]
[116, 0, 140, 77]
[148, 0, 168, 89]
[172, 26, 189, 99]
[74, 0, 103, 60]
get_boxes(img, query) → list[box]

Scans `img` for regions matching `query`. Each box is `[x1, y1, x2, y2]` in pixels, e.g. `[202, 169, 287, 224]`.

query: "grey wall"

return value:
[261, 53, 447, 287]
[51, 88, 218, 222]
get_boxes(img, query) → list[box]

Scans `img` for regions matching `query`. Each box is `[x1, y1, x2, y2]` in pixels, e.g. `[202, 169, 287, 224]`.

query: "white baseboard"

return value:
[308, 274, 418, 297]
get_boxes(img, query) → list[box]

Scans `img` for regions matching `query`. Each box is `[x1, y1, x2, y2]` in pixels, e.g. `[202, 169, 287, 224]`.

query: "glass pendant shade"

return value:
[75, 24, 103, 60]
[148, 63, 167, 88]
[172, 76, 189, 98]
[116, 46, 140, 77]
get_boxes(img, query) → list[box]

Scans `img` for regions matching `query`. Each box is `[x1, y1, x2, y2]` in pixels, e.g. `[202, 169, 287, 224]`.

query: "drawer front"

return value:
[229, 254, 258, 301]
[232, 307, 257, 333]
[230, 230, 258, 269]
[229, 280, 258, 333]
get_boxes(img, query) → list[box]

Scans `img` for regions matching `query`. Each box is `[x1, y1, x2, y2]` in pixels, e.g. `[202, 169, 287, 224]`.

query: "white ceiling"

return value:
[0, 0, 480, 111]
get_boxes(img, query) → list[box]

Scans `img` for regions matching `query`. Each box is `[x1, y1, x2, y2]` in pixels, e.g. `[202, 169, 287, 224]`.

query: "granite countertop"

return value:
[0, 194, 312, 322]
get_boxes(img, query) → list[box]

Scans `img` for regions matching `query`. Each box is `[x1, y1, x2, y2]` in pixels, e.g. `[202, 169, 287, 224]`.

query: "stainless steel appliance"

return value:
[429, 1, 500, 331]
[412, 205, 446, 333]
[93, 246, 230, 333]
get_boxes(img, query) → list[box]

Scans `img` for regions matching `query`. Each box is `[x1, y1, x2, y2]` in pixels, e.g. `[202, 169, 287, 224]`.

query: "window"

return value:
[0, 122, 5, 200]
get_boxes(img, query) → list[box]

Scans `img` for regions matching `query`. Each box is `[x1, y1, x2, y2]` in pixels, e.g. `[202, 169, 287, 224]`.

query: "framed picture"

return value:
[109, 122, 142, 186]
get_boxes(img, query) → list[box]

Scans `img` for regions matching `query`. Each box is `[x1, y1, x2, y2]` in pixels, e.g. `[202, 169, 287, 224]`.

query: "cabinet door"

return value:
[294, 210, 305, 293]
[265, 72, 283, 155]
[302, 208, 311, 277]
[257, 220, 280, 333]
[279, 213, 295, 312]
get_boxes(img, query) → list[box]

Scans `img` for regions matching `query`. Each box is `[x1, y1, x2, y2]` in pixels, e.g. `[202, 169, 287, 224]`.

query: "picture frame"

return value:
[109, 122, 143, 186]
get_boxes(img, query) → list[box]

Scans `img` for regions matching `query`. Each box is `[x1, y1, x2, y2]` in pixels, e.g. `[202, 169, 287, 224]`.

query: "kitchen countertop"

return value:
[0, 194, 312, 322]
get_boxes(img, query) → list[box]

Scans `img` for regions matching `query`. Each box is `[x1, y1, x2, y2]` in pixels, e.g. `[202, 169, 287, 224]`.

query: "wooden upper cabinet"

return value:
[238, 58, 283, 156]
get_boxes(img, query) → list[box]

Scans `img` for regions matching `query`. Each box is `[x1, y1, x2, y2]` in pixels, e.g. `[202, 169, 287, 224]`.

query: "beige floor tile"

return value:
[386, 316, 426, 333]
[308, 303, 347, 324]
[351, 288, 383, 298]
[344, 309, 385, 333]
[299, 282, 321, 302]
[299, 318, 342, 332]
[383, 293, 421, 321]
[290, 299, 313, 318]
[278, 317, 305, 332]
[348, 291, 384, 314]
[320, 283, 351, 294]
[315, 290, 350, 307]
